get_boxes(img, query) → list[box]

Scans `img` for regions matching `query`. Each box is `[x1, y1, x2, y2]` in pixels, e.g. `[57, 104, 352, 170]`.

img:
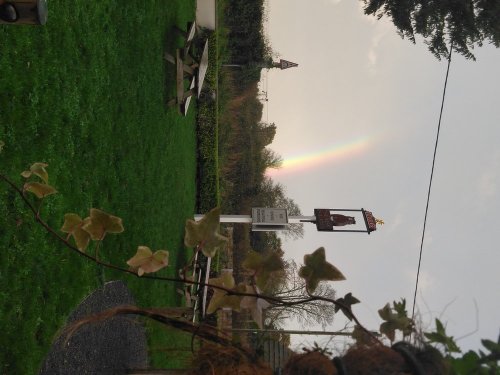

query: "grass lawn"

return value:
[0, 0, 200, 372]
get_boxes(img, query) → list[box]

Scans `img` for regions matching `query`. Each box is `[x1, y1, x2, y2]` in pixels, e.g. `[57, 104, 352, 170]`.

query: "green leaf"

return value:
[334, 292, 360, 320]
[393, 299, 408, 316]
[380, 321, 397, 342]
[0, 140, 4, 153]
[21, 162, 49, 183]
[298, 247, 345, 292]
[82, 208, 124, 240]
[424, 318, 461, 353]
[184, 207, 228, 257]
[242, 250, 284, 290]
[351, 324, 375, 346]
[60, 213, 91, 252]
[435, 318, 446, 335]
[206, 272, 241, 314]
[450, 351, 480, 374]
[378, 303, 392, 321]
[23, 182, 57, 198]
[126, 246, 169, 276]
[481, 339, 500, 355]
[378, 301, 414, 342]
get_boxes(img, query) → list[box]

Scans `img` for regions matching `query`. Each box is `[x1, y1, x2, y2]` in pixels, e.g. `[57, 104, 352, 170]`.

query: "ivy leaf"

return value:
[126, 246, 169, 276]
[242, 250, 283, 290]
[21, 162, 49, 183]
[240, 285, 271, 329]
[480, 339, 500, 357]
[450, 351, 480, 374]
[60, 213, 91, 252]
[380, 321, 398, 342]
[23, 182, 57, 198]
[206, 272, 242, 314]
[378, 301, 414, 342]
[298, 247, 345, 292]
[334, 292, 360, 320]
[393, 299, 408, 316]
[352, 324, 375, 346]
[424, 318, 461, 353]
[184, 207, 228, 257]
[82, 208, 124, 240]
[378, 303, 392, 321]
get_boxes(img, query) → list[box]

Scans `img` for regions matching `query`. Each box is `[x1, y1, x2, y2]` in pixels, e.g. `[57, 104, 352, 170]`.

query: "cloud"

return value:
[387, 212, 403, 233]
[405, 268, 435, 294]
[476, 153, 500, 200]
[366, 20, 392, 72]
[478, 171, 497, 197]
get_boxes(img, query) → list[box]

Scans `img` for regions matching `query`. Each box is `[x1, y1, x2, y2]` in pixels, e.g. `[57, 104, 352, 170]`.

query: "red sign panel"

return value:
[363, 211, 377, 232]
[314, 209, 334, 231]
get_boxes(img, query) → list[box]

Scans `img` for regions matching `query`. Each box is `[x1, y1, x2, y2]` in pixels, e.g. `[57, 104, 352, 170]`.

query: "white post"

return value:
[194, 214, 316, 224]
[194, 214, 253, 223]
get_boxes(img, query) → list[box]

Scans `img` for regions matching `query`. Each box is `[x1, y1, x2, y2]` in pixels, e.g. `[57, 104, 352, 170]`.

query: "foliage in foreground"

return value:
[2, 156, 499, 373]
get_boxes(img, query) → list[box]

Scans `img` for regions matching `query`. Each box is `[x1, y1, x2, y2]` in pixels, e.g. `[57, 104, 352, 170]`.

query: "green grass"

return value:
[0, 0, 200, 372]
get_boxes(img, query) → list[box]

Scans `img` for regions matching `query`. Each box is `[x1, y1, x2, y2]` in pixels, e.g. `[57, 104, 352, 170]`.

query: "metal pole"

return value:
[194, 215, 317, 224]
[288, 216, 316, 223]
[230, 328, 379, 336]
[194, 214, 253, 223]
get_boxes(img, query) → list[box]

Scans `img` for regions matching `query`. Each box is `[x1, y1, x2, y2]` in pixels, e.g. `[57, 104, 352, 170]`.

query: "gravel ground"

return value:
[38, 281, 148, 375]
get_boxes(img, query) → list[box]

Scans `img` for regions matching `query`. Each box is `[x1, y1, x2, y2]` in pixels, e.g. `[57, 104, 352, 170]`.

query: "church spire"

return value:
[272, 59, 299, 70]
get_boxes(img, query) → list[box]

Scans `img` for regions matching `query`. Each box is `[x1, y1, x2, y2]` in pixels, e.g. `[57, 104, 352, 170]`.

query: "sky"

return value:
[261, 0, 500, 353]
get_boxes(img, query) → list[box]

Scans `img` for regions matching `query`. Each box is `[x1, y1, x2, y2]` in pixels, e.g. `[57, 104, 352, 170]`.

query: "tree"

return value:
[260, 148, 283, 170]
[254, 177, 304, 240]
[362, 0, 500, 60]
[255, 122, 277, 147]
[265, 260, 337, 329]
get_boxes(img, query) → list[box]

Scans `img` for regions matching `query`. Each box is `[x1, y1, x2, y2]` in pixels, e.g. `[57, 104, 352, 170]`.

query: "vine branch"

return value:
[1, 172, 382, 345]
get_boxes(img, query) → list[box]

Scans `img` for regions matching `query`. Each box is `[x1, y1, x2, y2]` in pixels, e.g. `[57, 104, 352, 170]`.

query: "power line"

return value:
[411, 45, 453, 321]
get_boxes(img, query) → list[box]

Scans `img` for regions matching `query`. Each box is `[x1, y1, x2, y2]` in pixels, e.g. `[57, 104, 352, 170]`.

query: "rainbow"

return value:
[266, 137, 370, 176]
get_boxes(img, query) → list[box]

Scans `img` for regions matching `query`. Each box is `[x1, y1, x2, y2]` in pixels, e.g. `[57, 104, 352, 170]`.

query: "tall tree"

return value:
[265, 260, 337, 329]
[255, 177, 304, 239]
[363, 0, 500, 60]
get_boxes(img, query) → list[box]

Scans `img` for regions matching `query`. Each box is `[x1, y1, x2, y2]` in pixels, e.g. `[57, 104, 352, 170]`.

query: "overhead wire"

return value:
[411, 44, 454, 321]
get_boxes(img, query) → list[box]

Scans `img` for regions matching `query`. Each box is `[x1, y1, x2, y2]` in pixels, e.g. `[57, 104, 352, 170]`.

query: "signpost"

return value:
[195, 207, 379, 234]
[251, 207, 288, 232]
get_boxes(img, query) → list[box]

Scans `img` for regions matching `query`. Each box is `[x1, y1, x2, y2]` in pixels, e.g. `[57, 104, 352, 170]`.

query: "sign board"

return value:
[314, 208, 377, 234]
[251, 208, 288, 232]
[314, 209, 334, 231]
[252, 208, 288, 225]
[363, 210, 377, 232]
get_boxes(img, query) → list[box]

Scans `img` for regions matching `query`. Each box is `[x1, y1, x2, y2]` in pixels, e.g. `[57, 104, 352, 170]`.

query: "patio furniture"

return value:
[165, 22, 210, 116]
